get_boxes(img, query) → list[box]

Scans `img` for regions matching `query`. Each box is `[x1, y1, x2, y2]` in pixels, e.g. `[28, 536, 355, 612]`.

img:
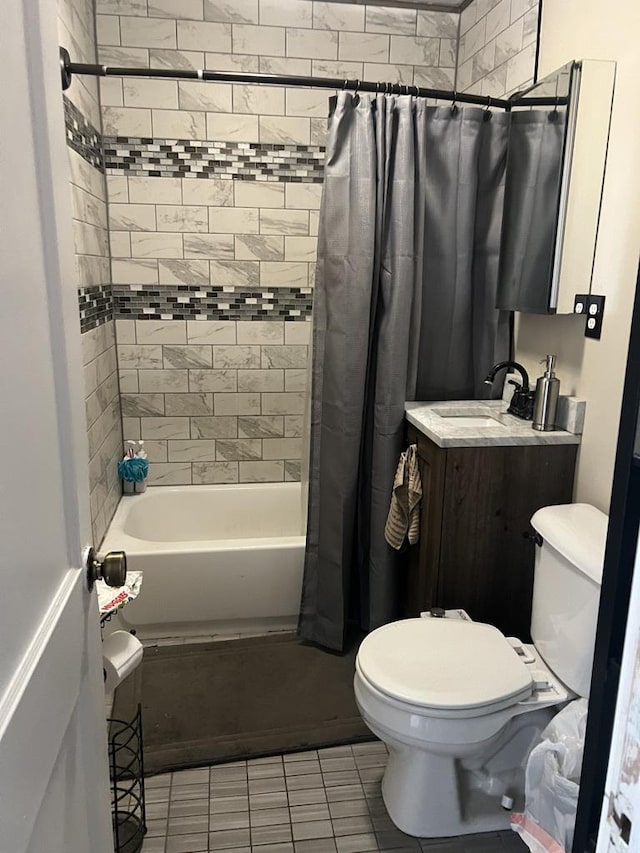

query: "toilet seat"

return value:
[357, 618, 533, 715]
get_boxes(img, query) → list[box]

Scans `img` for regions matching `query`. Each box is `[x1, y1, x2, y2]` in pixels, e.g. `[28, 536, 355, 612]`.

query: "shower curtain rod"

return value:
[60, 46, 515, 110]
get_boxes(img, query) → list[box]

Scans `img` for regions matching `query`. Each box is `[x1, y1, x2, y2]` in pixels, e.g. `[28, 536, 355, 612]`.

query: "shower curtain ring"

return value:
[412, 85, 419, 97]
[483, 95, 493, 121]
[450, 90, 458, 114]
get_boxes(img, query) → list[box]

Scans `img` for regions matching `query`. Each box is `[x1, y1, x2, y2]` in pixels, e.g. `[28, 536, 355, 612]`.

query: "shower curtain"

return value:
[298, 92, 511, 652]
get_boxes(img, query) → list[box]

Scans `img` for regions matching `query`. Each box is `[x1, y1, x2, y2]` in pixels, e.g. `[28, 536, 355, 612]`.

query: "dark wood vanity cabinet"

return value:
[405, 425, 578, 641]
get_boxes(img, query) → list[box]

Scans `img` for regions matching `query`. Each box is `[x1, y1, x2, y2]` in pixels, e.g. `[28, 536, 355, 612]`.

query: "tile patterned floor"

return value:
[140, 743, 527, 853]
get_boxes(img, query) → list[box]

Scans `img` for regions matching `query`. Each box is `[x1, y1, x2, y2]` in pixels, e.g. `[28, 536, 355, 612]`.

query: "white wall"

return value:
[515, 0, 640, 512]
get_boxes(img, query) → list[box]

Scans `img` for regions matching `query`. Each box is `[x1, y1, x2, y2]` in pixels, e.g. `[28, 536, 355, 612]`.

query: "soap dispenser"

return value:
[533, 355, 560, 431]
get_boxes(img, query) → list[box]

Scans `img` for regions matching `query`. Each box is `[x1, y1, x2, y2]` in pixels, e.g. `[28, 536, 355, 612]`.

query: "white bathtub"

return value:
[101, 483, 306, 640]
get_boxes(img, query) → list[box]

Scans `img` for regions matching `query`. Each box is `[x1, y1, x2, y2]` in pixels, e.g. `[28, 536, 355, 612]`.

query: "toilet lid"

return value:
[357, 619, 533, 711]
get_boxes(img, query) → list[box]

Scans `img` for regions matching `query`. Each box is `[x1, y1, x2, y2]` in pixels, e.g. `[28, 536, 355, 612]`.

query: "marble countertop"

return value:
[405, 400, 582, 448]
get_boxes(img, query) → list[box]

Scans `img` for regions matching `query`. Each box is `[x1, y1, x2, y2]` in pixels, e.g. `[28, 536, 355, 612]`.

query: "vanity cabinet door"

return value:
[404, 430, 577, 640]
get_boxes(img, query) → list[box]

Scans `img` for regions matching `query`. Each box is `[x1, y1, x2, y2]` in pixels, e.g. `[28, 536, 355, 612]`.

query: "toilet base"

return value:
[376, 708, 556, 838]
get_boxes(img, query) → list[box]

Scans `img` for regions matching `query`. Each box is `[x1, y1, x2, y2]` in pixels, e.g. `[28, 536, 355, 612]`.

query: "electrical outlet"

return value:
[585, 294, 606, 339]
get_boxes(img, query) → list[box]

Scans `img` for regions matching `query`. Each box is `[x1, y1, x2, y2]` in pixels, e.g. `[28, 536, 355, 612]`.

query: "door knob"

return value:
[85, 546, 127, 591]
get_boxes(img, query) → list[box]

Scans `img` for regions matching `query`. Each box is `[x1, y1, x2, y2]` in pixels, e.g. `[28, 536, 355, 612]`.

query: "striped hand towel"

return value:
[384, 444, 423, 551]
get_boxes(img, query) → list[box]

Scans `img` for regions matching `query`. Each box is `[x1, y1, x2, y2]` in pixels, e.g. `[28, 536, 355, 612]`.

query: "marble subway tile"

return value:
[233, 23, 285, 56]
[209, 207, 259, 234]
[236, 321, 284, 345]
[120, 16, 177, 49]
[413, 66, 455, 89]
[495, 18, 525, 66]
[285, 183, 323, 211]
[192, 461, 239, 484]
[206, 112, 259, 142]
[285, 369, 307, 392]
[159, 259, 211, 286]
[262, 392, 306, 415]
[212, 346, 261, 369]
[365, 6, 416, 36]
[214, 393, 261, 415]
[237, 370, 284, 393]
[261, 346, 308, 369]
[259, 210, 308, 236]
[106, 176, 129, 204]
[205, 52, 260, 72]
[141, 417, 191, 439]
[147, 462, 192, 485]
[259, 116, 310, 146]
[150, 0, 204, 19]
[168, 440, 216, 462]
[389, 35, 439, 66]
[109, 203, 156, 232]
[262, 438, 302, 460]
[157, 205, 209, 232]
[163, 345, 213, 369]
[184, 234, 235, 259]
[210, 259, 259, 286]
[238, 461, 284, 483]
[131, 232, 183, 259]
[136, 320, 187, 345]
[165, 393, 214, 416]
[363, 62, 412, 85]
[190, 416, 238, 438]
[232, 84, 285, 116]
[96, 14, 121, 44]
[285, 89, 329, 119]
[284, 415, 304, 437]
[284, 460, 301, 482]
[235, 235, 284, 262]
[135, 438, 168, 462]
[152, 108, 207, 139]
[123, 78, 179, 109]
[285, 322, 311, 345]
[121, 393, 165, 417]
[187, 321, 236, 345]
[439, 39, 457, 68]
[118, 369, 139, 393]
[234, 182, 284, 209]
[472, 42, 497, 83]
[189, 369, 238, 392]
[216, 438, 262, 461]
[237, 415, 284, 438]
[122, 417, 141, 439]
[339, 32, 388, 63]
[118, 344, 164, 369]
[139, 369, 190, 392]
[260, 57, 311, 76]
[115, 319, 136, 345]
[204, 0, 258, 24]
[178, 81, 233, 112]
[260, 0, 311, 27]
[417, 11, 458, 38]
[261, 261, 308, 287]
[312, 2, 364, 32]
[182, 179, 234, 207]
[284, 237, 317, 263]
[486, 0, 512, 41]
[505, 42, 536, 91]
[177, 20, 232, 52]
[286, 28, 337, 61]
[460, 17, 486, 63]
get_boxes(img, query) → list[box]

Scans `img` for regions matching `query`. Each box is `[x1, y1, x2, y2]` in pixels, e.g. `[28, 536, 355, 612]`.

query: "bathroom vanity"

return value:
[404, 401, 580, 640]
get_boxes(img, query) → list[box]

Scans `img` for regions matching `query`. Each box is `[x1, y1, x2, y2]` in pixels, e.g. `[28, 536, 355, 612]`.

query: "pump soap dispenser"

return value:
[533, 355, 560, 431]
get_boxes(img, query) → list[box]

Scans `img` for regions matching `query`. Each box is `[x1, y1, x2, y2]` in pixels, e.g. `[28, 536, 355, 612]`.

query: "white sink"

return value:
[431, 406, 506, 430]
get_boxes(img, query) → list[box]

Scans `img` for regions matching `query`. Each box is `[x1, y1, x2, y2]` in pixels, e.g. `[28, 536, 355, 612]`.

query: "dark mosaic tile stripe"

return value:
[64, 96, 104, 172]
[104, 137, 325, 183]
[112, 284, 313, 322]
[79, 284, 113, 333]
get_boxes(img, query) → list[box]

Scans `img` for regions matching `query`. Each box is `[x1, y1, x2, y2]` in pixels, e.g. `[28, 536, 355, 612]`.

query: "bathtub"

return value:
[101, 483, 306, 640]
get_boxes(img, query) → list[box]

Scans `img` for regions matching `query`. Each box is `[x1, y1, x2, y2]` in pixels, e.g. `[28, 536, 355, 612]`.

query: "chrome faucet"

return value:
[484, 360, 535, 420]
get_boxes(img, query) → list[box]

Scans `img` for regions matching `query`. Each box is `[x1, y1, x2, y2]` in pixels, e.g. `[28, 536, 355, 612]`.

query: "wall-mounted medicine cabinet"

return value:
[496, 59, 616, 315]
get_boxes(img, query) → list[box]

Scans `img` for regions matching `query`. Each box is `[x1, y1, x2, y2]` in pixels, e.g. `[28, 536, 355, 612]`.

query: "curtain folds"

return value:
[298, 93, 511, 652]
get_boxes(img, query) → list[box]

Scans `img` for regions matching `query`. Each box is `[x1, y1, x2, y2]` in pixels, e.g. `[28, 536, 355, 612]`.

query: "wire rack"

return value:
[108, 705, 147, 853]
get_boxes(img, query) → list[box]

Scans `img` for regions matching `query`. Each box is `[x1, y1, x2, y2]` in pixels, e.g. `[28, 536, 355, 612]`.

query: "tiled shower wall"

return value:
[96, 0, 461, 485]
[58, 0, 123, 546]
[457, 0, 538, 98]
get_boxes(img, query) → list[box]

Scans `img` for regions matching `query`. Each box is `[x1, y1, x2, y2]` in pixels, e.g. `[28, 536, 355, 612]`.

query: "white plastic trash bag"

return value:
[511, 698, 589, 853]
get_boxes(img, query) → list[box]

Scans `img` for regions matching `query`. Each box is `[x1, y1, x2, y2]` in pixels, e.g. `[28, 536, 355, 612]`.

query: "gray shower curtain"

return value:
[298, 93, 510, 652]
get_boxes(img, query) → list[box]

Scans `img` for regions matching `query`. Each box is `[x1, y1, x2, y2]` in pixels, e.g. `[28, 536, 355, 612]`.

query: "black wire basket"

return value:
[108, 705, 147, 853]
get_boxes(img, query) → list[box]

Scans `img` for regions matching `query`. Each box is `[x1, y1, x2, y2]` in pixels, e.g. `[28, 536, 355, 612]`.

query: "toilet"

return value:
[354, 503, 608, 838]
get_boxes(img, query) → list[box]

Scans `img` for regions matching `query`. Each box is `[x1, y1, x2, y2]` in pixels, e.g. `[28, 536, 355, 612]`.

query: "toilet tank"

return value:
[530, 503, 608, 698]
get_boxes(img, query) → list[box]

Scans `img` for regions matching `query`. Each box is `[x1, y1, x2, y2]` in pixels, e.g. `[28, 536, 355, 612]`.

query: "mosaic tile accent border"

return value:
[113, 284, 313, 321]
[103, 138, 325, 183]
[79, 285, 113, 333]
[64, 96, 104, 172]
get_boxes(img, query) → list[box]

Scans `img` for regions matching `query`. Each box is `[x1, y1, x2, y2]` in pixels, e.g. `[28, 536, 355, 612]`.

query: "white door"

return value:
[0, 3, 113, 852]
